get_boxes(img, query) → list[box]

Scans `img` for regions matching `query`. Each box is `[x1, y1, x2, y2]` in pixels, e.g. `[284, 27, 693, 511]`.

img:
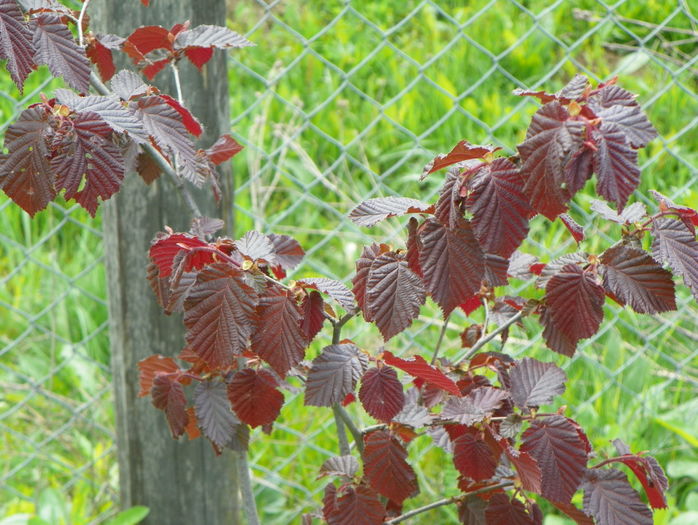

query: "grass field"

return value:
[1, 0, 697, 523]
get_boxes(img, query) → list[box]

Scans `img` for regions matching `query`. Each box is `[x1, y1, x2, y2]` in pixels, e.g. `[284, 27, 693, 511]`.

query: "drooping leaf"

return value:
[305, 343, 367, 407]
[484, 494, 536, 525]
[110, 69, 148, 100]
[419, 217, 485, 316]
[363, 430, 419, 504]
[422, 140, 498, 178]
[465, 158, 531, 258]
[300, 277, 356, 312]
[267, 233, 304, 272]
[300, 290, 325, 342]
[193, 380, 239, 448]
[353, 243, 390, 320]
[137, 354, 180, 397]
[499, 441, 542, 494]
[564, 146, 594, 195]
[151, 373, 188, 439]
[32, 14, 90, 92]
[382, 350, 460, 396]
[540, 306, 577, 357]
[324, 484, 385, 525]
[159, 94, 203, 137]
[175, 24, 255, 50]
[50, 111, 125, 216]
[582, 468, 653, 525]
[165, 270, 197, 315]
[592, 122, 640, 212]
[517, 101, 584, 219]
[359, 366, 405, 422]
[441, 387, 510, 425]
[184, 46, 214, 70]
[521, 415, 588, 503]
[227, 368, 284, 428]
[509, 357, 567, 409]
[85, 35, 118, 82]
[588, 84, 657, 148]
[453, 431, 498, 481]
[544, 264, 605, 352]
[600, 244, 676, 314]
[649, 190, 698, 228]
[319, 455, 359, 480]
[365, 252, 425, 340]
[0, 0, 36, 91]
[610, 439, 668, 509]
[559, 214, 585, 244]
[149, 232, 211, 278]
[434, 167, 465, 228]
[483, 253, 509, 287]
[349, 196, 433, 227]
[206, 133, 243, 165]
[251, 287, 307, 376]
[652, 217, 698, 301]
[183, 263, 258, 367]
[0, 106, 54, 216]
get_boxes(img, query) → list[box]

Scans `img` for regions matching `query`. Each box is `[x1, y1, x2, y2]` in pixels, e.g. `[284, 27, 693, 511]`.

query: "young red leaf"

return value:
[137, 354, 180, 397]
[453, 431, 498, 481]
[544, 264, 605, 353]
[353, 243, 390, 320]
[151, 373, 188, 439]
[609, 439, 668, 509]
[86, 36, 117, 82]
[319, 455, 359, 480]
[422, 140, 499, 178]
[305, 343, 368, 407]
[300, 290, 325, 342]
[652, 217, 698, 301]
[441, 387, 510, 425]
[324, 484, 385, 525]
[349, 197, 433, 227]
[363, 430, 419, 504]
[650, 190, 698, 228]
[32, 14, 90, 92]
[484, 493, 537, 525]
[300, 277, 356, 312]
[600, 244, 676, 314]
[149, 232, 211, 277]
[126, 25, 172, 57]
[521, 415, 588, 503]
[465, 158, 532, 258]
[0, 0, 36, 92]
[517, 101, 584, 219]
[498, 440, 542, 494]
[183, 263, 259, 368]
[193, 380, 239, 448]
[582, 468, 653, 525]
[419, 217, 485, 316]
[365, 252, 425, 340]
[0, 106, 54, 216]
[227, 368, 283, 428]
[184, 46, 214, 69]
[382, 350, 460, 396]
[159, 94, 203, 137]
[509, 357, 567, 409]
[559, 214, 585, 244]
[592, 122, 640, 212]
[174, 24, 255, 50]
[206, 133, 243, 165]
[251, 287, 307, 377]
[588, 84, 657, 148]
[359, 366, 405, 422]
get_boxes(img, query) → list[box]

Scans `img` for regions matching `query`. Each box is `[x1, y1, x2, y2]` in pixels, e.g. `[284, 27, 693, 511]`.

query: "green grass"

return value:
[2, 0, 698, 523]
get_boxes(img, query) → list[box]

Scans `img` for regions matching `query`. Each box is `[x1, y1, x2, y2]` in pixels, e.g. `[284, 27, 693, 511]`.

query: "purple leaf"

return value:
[652, 217, 698, 301]
[349, 196, 432, 227]
[509, 357, 567, 408]
[582, 468, 653, 525]
[0, 0, 36, 91]
[592, 122, 640, 212]
[305, 344, 368, 407]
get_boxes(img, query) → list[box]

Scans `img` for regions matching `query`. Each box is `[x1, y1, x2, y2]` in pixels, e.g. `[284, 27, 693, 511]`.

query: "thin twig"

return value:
[430, 314, 450, 365]
[455, 311, 524, 365]
[88, 72, 203, 217]
[385, 482, 513, 524]
[331, 311, 356, 345]
[332, 405, 351, 456]
[77, 0, 91, 47]
[334, 405, 364, 453]
[573, 8, 698, 36]
[236, 450, 261, 525]
[171, 62, 185, 104]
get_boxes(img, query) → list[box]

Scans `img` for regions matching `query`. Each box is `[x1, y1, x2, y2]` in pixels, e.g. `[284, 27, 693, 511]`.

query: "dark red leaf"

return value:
[521, 415, 588, 503]
[422, 140, 500, 178]
[465, 158, 531, 258]
[359, 366, 405, 422]
[235, 230, 274, 262]
[582, 468, 653, 525]
[149, 232, 211, 278]
[363, 430, 419, 503]
[500, 442, 542, 494]
[559, 214, 585, 244]
[251, 287, 307, 376]
[536, 252, 587, 289]
[151, 373, 188, 439]
[206, 133, 243, 165]
[319, 455, 359, 480]
[383, 350, 460, 396]
[349, 197, 433, 227]
[652, 217, 698, 301]
[460, 295, 483, 316]
[517, 101, 584, 219]
[183, 263, 259, 367]
[609, 439, 668, 509]
[0, 0, 36, 91]
[441, 387, 510, 425]
[165, 270, 197, 315]
[300, 291, 325, 342]
[305, 343, 368, 407]
[434, 167, 465, 228]
[174, 25, 254, 50]
[588, 84, 657, 148]
[453, 431, 498, 481]
[419, 217, 485, 316]
[126, 25, 172, 56]
[484, 494, 536, 525]
[461, 324, 482, 347]
[353, 243, 390, 320]
[544, 264, 605, 353]
[267, 233, 304, 271]
[32, 14, 90, 92]
[227, 368, 283, 428]
[650, 190, 698, 228]
[0, 106, 54, 216]
[405, 217, 422, 277]
[509, 357, 567, 409]
[137, 151, 162, 184]
[558, 74, 590, 99]
[193, 380, 239, 447]
[365, 252, 425, 340]
[592, 122, 640, 212]
[184, 46, 214, 69]
[137, 354, 180, 397]
[300, 277, 356, 312]
[565, 146, 594, 195]
[325, 484, 385, 525]
[483, 253, 509, 287]
[86, 36, 116, 82]
[540, 306, 577, 357]
[159, 94, 203, 137]
[600, 244, 676, 314]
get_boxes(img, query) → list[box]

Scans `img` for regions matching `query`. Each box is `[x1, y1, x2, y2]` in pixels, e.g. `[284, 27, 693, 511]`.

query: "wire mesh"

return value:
[1, 0, 697, 522]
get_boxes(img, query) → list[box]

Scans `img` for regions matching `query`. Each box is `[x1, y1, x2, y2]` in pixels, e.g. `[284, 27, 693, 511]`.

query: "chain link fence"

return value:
[2, 0, 697, 522]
